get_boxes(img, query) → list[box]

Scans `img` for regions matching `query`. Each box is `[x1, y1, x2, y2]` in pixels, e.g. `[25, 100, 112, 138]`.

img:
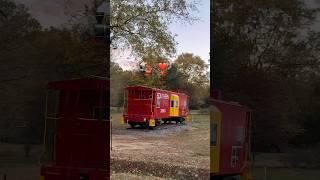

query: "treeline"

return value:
[0, 0, 108, 143]
[0, 0, 208, 144]
[110, 53, 209, 110]
[212, 0, 320, 152]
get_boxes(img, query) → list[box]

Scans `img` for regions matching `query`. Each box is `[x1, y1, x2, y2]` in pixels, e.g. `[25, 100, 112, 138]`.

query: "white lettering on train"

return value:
[156, 93, 169, 100]
[160, 109, 166, 113]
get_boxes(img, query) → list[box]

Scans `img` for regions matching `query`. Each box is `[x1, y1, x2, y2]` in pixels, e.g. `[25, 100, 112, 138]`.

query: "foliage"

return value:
[110, 53, 209, 109]
[212, 0, 320, 151]
[0, 0, 110, 143]
[109, 0, 198, 57]
[174, 53, 209, 85]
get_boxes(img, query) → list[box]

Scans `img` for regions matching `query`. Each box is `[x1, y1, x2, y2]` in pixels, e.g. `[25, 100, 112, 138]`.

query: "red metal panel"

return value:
[178, 94, 189, 117]
[153, 90, 171, 119]
[41, 78, 110, 179]
[212, 99, 250, 176]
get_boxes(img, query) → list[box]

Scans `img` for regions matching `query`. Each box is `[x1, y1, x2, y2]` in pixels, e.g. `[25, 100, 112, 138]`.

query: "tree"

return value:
[212, 0, 320, 151]
[174, 53, 209, 85]
[0, 0, 111, 144]
[108, 0, 198, 57]
[0, 0, 41, 83]
[66, 0, 199, 57]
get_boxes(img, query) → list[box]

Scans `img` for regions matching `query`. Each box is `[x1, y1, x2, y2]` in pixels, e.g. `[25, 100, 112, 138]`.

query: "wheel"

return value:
[156, 120, 161, 126]
[141, 122, 148, 129]
[179, 118, 186, 124]
[129, 122, 136, 128]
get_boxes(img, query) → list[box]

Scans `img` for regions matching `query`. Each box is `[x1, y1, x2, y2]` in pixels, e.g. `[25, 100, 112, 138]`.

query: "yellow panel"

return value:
[120, 116, 124, 124]
[170, 94, 179, 116]
[210, 106, 221, 173]
[149, 119, 155, 127]
[185, 115, 190, 122]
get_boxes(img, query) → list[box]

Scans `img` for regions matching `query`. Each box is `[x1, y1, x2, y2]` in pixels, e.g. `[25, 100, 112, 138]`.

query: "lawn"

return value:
[252, 167, 320, 180]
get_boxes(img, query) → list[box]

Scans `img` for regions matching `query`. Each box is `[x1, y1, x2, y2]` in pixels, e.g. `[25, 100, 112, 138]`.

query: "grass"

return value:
[252, 167, 320, 180]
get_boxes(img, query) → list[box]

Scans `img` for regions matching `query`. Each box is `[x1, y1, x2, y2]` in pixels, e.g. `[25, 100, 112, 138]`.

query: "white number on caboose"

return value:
[160, 109, 166, 113]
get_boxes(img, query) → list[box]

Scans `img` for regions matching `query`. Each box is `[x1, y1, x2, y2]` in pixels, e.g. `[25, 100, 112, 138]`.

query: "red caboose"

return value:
[210, 90, 252, 179]
[122, 86, 189, 128]
[40, 77, 110, 180]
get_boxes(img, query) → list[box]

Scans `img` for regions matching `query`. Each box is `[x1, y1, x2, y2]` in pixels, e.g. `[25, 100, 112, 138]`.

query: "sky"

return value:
[169, 0, 210, 62]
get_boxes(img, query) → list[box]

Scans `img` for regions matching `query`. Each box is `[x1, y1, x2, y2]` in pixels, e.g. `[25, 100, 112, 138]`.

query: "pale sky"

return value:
[170, 0, 210, 62]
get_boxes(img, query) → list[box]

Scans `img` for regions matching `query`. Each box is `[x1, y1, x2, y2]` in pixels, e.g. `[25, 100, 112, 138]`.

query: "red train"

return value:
[40, 78, 110, 180]
[122, 86, 190, 128]
[210, 90, 252, 180]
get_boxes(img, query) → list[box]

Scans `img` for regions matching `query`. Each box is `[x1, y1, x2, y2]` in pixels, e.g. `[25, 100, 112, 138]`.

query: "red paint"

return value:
[123, 86, 189, 124]
[212, 99, 251, 176]
[41, 77, 110, 179]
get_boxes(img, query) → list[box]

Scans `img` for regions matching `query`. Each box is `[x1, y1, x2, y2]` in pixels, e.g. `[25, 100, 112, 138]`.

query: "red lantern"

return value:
[145, 65, 152, 75]
[158, 63, 167, 71]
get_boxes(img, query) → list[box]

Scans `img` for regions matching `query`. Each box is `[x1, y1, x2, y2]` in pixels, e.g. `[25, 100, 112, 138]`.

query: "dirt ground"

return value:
[110, 113, 210, 179]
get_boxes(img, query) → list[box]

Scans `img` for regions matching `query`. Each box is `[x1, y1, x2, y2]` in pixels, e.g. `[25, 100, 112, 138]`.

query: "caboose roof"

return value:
[211, 98, 251, 112]
[126, 85, 188, 96]
[47, 76, 109, 90]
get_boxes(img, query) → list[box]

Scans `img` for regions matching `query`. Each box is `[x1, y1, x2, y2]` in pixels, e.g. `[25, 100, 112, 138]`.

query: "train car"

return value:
[40, 77, 110, 180]
[210, 91, 252, 180]
[122, 86, 190, 128]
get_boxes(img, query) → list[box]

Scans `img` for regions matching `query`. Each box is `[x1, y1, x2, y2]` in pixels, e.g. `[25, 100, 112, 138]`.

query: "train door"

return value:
[210, 105, 221, 173]
[170, 94, 179, 116]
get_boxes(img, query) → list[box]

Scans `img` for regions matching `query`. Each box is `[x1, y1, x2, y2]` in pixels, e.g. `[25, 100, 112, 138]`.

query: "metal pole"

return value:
[110, 119, 112, 151]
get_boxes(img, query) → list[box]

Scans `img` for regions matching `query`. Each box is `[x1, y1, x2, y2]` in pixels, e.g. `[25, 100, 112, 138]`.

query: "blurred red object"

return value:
[145, 65, 152, 75]
[158, 63, 167, 70]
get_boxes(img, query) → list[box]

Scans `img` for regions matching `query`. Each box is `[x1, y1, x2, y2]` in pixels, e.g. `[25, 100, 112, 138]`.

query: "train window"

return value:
[235, 127, 245, 145]
[183, 101, 187, 108]
[211, 124, 217, 146]
[156, 98, 160, 108]
[93, 106, 109, 120]
[175, 100, 178, 108]
[171, 100, 174, 107]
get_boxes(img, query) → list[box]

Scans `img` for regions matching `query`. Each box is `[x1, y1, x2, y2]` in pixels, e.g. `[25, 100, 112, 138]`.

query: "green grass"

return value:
[252, 168, 320, 180]
[189, 114, 210, 129]
[111, 112, 125, 129]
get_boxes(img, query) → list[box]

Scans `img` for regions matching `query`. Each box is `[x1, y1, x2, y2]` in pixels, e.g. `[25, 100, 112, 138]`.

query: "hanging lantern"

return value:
[158, 63, 167, 71]
[145, 65, 152, 75]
